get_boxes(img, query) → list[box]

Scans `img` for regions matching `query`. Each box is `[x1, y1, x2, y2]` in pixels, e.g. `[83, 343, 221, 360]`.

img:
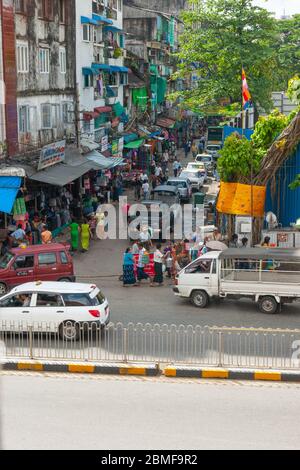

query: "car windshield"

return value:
[188, 164, 204, 170]
[207, 146, 220, 152]
[153, 192, 176, 205]
[0, 252, 14, 269]
[200, 157, 212, 163]
[182, 172, 199, 179]
[168, 181, 186, 188]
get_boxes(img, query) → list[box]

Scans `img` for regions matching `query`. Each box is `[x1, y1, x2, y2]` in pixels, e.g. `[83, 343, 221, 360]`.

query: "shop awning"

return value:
[82, 67, 98, 76]
[124, 139, 144, 149]
[86, 151, 125, 169]
[156, 117, 176, 129]
[92, 63, 113, 73]
[92, 14, 113, 25]
[94, 106, 112, 114]
[123, 133, 139, 144]
[109, 65, 129, 73]
[29, 163, 94, 187]
[81, 16, 98, 26]
[83, 111, 99, 121]
[0, 176, 22, 214]
[103, 26, 123, 33]
[28, 147, 107, 187]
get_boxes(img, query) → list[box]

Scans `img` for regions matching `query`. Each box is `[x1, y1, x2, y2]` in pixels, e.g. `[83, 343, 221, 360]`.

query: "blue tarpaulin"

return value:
[0, 176, 22, 214]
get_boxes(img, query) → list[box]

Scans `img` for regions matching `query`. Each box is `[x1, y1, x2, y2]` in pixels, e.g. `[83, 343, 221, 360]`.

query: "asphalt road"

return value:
[1, 372, 300, 450]
[74, 238, 300, 330]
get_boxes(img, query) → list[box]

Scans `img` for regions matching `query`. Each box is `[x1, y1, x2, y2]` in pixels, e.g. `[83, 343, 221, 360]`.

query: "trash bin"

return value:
[194, 192, 205, 206]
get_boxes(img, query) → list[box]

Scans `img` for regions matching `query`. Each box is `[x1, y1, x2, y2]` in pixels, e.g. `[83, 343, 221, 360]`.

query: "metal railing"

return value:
[1, 321, 300, 370]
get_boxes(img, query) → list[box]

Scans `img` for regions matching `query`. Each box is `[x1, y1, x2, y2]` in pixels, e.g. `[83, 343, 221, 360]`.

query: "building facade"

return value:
[123, 1, 181, 125]
[14, 0, 76, 155]
[0, 1, 6, 158]
[76, 0, 128, 155]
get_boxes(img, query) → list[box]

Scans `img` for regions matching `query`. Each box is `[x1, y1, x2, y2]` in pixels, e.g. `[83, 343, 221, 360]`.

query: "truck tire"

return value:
[191, 290, 209, 308]
[258, 296, 279, 314]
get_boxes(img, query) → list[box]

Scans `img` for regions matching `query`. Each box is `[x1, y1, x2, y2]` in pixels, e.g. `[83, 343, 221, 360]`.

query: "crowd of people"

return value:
[122, 226, 225, 288]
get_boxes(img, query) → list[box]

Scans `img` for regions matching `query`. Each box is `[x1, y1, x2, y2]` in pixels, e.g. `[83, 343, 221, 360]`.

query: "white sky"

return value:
[253, 0, 300, 17]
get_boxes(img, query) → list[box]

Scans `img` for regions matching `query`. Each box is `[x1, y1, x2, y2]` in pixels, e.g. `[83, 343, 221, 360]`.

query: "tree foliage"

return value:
[275, 15, 300, 89]
[217, 134, 257, 182]
[218, 110, 289, 182]
[174, 0, 278, 115]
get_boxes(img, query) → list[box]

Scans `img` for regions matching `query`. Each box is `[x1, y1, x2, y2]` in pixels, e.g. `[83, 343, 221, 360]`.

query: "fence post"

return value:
[29, 325, 33, 360]
[218, 331, 223, 367]
[123, 328, 128, 364]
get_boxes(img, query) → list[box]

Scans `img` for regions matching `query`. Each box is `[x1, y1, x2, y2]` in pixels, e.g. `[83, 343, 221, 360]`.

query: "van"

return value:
[0, 243, 75, 295]
[173, 248, 300, 314]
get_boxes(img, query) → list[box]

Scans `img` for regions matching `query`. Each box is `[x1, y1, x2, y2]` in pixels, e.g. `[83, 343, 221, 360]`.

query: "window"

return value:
[60, 251, 68, 264]
[59, 0, 66, 23]
[41, 104, 52, 129]
[59, 47, 66, 73]
[13, 256, 34, 270]
[16, 42, 29, 72]
[108, 73, 117, 86]
[37, 0, 54, 20]
[36, 293, 63, 307]
[18, 106, 30, 133]
[83, 24, 92, 42]
[84, 74, 92, 88]
[15, 0, 28, 14]
[0, 253, 14, 270]
[52, 104, 61, 128]
[62, 102, 72, 124]
[120, 73, 128, 85]
[83, 120, 91, 133]
[185, 259, 212, 274]
[38, 253, 57, 265]
[39, 48, 50, 73]
[62, 293, 92, 307]
[0, 293, 32, 308]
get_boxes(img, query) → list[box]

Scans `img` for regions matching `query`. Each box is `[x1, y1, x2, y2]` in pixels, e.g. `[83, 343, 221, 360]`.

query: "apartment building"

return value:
[77, 0, 128, 153]
[13, 0, 76, 155]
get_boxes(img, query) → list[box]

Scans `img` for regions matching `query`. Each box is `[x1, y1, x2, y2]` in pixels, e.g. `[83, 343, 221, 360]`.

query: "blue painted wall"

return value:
[223, 126, 254, 142]
[265, 143, 300, 227]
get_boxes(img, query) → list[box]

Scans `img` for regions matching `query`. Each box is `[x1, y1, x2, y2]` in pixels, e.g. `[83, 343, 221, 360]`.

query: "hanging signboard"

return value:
[118, 137, 124, 152]
[38, 140, 66, 171]
[101, 135, 109, 152]
[112, 140, 119, 155]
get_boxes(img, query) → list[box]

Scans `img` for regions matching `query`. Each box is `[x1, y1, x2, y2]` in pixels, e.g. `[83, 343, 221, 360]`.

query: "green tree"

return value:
[218, 134, 258, 182]
[218, 110, 289, 183]
[173, 0, 278, 115]
[275, 15, 300, 89]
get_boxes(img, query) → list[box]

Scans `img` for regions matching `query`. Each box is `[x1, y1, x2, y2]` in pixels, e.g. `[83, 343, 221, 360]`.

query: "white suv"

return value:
[0, 281, 110, 341]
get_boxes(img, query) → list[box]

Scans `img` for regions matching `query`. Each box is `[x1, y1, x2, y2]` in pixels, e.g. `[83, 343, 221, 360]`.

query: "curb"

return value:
[1, 361, 160, 377]
[163, 366, 300, 382]
[2, 361, 300, 383]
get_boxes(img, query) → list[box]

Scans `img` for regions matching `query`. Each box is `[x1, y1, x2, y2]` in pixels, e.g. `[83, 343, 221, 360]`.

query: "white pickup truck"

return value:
[173, 248, 300, 314]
